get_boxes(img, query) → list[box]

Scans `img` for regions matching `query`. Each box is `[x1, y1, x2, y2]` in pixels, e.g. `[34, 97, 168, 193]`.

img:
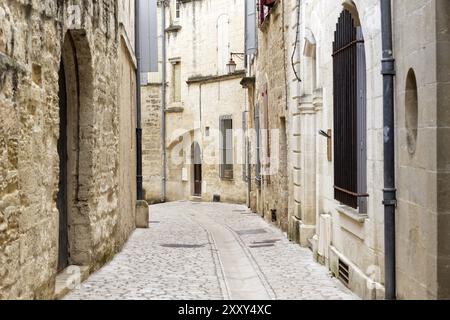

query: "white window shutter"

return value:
[245, 0, 257, 55]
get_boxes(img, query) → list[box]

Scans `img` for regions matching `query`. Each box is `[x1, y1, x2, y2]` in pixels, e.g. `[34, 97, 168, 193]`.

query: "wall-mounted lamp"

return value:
[226, 52, 245, 74]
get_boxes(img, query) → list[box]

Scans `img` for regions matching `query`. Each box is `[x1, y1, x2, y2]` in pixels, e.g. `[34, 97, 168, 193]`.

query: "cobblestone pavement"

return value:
[65, 202, 357, 300]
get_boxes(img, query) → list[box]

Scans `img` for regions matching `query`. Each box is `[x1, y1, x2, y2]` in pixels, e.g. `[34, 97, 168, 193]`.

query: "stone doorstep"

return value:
[54, 266, 90, 300]
[190, 196, 202, 203]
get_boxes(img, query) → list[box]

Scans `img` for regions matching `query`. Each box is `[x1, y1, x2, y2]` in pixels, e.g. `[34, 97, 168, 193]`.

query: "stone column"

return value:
[298, 95, 317, 247]
[290, 93, 318, 247]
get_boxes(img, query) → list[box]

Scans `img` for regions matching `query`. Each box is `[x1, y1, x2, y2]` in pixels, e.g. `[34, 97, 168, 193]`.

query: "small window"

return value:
[172, 62, 181, 103]
[405, 69, 418, 155]
[220, 116, 234, 180]
[175, 0, 181, 19]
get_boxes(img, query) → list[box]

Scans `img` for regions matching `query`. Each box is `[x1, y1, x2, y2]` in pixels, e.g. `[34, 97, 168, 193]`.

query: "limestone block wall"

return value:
[0, 0, 136, 299]
[142, 84, 162, 203]
[394, 0, 450, 299]
[254, 1, 290, 232]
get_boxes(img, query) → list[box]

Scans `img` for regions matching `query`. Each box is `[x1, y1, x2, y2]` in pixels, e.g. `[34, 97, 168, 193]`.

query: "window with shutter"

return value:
[217, 15, 230, 74]
[332, 9, 368, 211]
[245, 0, 258, 55]
[220, 116, 234, 180]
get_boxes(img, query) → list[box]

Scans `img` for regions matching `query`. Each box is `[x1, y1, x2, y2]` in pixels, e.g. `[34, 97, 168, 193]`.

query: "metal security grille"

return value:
[332, 10, 367, 209]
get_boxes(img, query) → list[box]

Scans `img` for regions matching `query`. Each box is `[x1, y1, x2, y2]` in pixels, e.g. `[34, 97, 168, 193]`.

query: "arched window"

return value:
[332, 8, 367, 212]
[217, 14, 230, 74]
[405, 69, 418, 155]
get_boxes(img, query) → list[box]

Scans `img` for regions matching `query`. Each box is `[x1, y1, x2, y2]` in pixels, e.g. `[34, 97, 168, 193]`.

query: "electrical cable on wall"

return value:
[291, 0, 302, 82]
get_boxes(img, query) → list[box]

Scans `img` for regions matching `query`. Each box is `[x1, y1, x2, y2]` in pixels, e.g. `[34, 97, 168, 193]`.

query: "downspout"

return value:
[135, 0, 144, 201]
[380, 0, 397, 300]
[161, 0, 167, 202]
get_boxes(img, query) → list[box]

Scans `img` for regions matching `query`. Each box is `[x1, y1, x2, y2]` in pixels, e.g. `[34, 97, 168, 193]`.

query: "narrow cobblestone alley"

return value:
[65, 202, 357, 300]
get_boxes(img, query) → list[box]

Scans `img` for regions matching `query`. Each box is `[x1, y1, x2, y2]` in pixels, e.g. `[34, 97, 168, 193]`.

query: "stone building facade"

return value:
[0, 0, 137, 299]
[142, 0, 247, 204]
[243, 0, 450, 300]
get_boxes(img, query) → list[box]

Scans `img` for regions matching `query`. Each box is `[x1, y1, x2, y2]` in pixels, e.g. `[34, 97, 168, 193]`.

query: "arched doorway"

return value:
[57, 58, 69, 272]
[191, 142, 202, 196]
[57, 30, 94, 271]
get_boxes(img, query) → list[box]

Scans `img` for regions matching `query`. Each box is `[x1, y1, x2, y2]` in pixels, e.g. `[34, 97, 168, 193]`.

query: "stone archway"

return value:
[57, 30, 94, 271]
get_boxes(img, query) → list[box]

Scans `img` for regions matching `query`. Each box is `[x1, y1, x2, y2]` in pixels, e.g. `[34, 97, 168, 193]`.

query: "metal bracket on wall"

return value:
[319, 129, 332, 162]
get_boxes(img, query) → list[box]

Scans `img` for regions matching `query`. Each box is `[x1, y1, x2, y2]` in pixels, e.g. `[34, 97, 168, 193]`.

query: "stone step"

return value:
[190, 196, 202, 203]
[54, 265, 90, 300]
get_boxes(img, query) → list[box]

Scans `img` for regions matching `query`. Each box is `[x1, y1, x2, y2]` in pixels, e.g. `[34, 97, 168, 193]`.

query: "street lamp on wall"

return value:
[226, 52, 245, 74]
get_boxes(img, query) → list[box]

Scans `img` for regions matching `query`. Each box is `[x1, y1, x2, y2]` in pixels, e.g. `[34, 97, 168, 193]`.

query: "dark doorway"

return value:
[57, 59, 69, 272]
[192, 142, 202, 196]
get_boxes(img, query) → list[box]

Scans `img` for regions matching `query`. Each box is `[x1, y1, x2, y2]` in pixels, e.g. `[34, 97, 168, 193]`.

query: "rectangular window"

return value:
[172, 62, 181, 102]
[175, 0, 181, 19]
[220, 116, 234, 180]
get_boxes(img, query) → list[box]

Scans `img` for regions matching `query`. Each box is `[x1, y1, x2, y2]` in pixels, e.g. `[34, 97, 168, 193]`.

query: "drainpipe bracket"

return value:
[381, 58, 396, 76]
[382, 188, 397, 208]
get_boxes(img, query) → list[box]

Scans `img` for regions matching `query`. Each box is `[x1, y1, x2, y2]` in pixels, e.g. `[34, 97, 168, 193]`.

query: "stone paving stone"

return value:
[65, 202, 357, 300]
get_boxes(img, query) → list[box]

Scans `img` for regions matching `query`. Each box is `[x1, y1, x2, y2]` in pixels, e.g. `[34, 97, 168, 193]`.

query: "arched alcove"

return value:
[405, 68, 419, 155]
[57, 30, 94, 270]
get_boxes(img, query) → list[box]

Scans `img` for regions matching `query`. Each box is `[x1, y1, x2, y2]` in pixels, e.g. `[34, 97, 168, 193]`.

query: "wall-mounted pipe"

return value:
[161, 0, 167, 202]
[135, 0, 144, 201]
[380, 0, 397, 300]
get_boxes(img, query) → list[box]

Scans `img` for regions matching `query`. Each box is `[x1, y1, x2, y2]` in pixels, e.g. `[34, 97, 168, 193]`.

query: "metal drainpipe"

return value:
[135, 0, 144, 201]
[380, 0, 397, 300]
[161, 0, 167, 203]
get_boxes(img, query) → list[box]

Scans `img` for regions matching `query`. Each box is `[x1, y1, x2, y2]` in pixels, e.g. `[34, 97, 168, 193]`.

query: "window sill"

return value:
[337, 205, 367, 224]
[166, 102, 184, 113]
[166, 24, 182, 33]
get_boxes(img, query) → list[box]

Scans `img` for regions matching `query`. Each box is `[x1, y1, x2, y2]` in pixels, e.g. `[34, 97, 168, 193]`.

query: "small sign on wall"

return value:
[182, 168, 188, 182]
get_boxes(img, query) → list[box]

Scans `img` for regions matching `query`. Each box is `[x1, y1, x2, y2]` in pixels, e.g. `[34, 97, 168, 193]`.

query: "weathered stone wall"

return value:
[435, 0, 450, 299]
[142, 84, 162, 203]
[117, 0, 137, 252]
[254, 1, 290, 232]
[0, 0, 136, 299]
